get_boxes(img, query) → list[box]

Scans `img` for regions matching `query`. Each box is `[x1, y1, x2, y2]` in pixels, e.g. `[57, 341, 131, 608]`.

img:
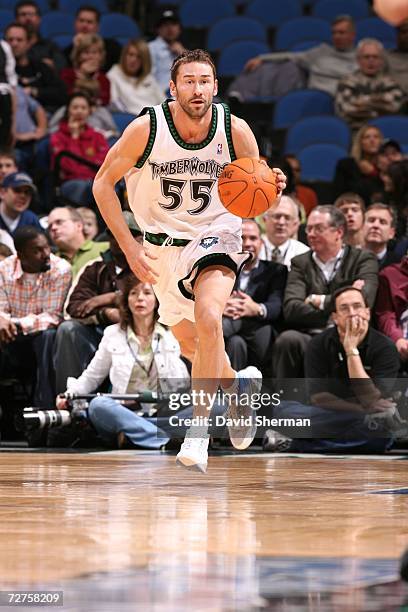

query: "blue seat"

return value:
[59, 0, 108, 14]
[244, 0, 302, 27]
[274, 17, 331, 51]
[312, 0, 370, 21]
[0, 0, 49, 10]
[111, 112, 137, 133]
[285, 115, 351, 154]
[356, 17, 397, 49]
[0, 9, 12, 33]
[207, 17, 267, 51]
[298, 143, 347, 181]
[180, 0, 235, 28]
[40, 11, 75, 38]
[218, 40, 269, 77]
[273, 89, 334, 129]
[99, 13, 141, 42]
[290, 40, 323, 51]
[51, 34, 73, 49]
[368, 115, 408, 147]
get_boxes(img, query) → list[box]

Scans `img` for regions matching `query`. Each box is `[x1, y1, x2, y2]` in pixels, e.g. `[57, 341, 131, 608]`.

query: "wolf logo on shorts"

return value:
[200, 237, 219, 249]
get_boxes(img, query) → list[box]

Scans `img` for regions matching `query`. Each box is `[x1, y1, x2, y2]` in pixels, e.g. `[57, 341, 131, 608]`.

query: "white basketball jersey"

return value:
[125, 100, 242, 240]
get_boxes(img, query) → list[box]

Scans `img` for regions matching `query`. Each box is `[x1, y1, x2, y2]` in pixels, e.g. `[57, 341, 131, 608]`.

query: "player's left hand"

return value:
[272, 167, 287, 196]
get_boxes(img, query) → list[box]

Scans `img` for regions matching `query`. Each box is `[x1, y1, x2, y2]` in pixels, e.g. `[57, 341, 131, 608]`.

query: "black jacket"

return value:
[235, 259, 287, 323]
[305, 326, 400, 401]
[16, 59, 67, 112]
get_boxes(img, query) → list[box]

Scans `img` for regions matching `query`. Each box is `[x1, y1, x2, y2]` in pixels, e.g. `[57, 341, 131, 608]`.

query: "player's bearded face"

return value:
[171, 62, 217, 119]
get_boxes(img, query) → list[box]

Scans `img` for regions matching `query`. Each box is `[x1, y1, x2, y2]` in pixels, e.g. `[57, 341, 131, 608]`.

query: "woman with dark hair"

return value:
[50, 92, 109, 206]
[58, 275, 189, 449]
[107, 39, 164, 115]
[333, 124, 385, 205]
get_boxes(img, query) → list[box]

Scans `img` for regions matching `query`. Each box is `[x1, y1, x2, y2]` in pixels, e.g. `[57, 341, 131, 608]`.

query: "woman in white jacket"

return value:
[107, 39, 165, 116]
[58, 275, 189, 449]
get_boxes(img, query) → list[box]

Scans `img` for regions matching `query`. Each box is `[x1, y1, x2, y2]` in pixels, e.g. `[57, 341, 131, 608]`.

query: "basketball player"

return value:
[93, 49, 286, 472]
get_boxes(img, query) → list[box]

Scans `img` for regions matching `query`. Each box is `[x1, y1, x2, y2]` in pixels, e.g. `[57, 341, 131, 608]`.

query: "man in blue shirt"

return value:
[0, 171, 42, 237]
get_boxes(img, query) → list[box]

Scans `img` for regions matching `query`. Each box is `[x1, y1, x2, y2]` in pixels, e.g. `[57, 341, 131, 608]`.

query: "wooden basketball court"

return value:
[0, 450, 407, 610]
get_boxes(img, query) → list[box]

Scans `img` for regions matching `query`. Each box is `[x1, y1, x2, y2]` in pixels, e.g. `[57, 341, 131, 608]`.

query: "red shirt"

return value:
[50, 120, 109, 182]
[60, 67, 110, 106]
[376, 256, 408, 343]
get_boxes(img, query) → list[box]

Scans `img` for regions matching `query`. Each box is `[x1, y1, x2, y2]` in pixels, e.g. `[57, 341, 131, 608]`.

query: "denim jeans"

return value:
[272, 401, 393, 453]
[87, 397, 229, 449]
[88, 396, 170, 449]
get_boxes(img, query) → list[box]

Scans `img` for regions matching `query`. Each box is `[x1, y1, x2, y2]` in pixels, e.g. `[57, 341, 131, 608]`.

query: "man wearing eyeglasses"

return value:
[265, 285, 400, 453]
[259, 195, 309, 269]
[272, 205, 379, 393]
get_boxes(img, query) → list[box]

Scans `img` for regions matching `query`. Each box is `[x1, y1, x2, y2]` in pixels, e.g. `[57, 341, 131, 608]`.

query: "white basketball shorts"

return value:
[144, 228, 250, 327]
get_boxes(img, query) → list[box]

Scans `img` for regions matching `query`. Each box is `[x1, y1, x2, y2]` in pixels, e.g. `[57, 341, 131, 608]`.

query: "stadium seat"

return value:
[312, 0, 370, 21]
[40, 11, 75, 38]
[290, 40, 323, 51]
[285, 115, 351, 154]
[218, 40, 270, 77]
[298, 143, 347, 181]
[51, 34, 73, 50]
[0, 0, 49, 10]
[180, 0, 235, 28]
[59, 0, 108, 14]
[244, 0, 302, 27]
[111, 112, 137, 133]
[207, 17, 267, 52]
[368, 115, 408, 149]
[0, 9, 12, 33]
[99, 13, 141, 43]
[273, 89, 334, 129]
[274, 17, 331, 51]
[356, 17, 397, 49]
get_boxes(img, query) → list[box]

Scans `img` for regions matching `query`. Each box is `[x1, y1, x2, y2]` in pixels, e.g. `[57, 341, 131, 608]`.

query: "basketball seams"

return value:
[218, 156, 278, 218]
[218, 180, 247, 208]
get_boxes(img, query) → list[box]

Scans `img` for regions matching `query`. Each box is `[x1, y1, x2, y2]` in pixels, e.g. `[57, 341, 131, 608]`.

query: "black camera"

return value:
[23, 401, 88, 431]
[22, 391, 171, 432]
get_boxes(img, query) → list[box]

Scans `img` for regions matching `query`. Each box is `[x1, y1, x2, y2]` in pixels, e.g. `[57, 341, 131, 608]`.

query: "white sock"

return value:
[221, 373, 239, 394]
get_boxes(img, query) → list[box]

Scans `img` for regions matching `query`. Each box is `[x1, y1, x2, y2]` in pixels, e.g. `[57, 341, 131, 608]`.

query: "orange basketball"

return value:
[218, 158, 278, 218]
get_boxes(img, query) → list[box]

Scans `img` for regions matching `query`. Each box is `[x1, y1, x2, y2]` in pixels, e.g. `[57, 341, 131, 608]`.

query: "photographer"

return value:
[57, 275, 189, 449]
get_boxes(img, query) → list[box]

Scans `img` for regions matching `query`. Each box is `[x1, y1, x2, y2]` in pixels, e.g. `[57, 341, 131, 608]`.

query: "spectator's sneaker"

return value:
[226, 366, 262, 450]
[262, 429, 292, 452]
[176, 434, 209, 473]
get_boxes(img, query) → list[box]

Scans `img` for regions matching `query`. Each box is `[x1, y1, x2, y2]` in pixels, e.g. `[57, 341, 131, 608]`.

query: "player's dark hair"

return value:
[14, 226, 45, 253]
[313, 205, 347, 235]
[365, 202, 397, 228]
[171, 49, 216, 83]
[334, 192, 366, 213]
[332, 285, 368, 311]
[76, 5, 101, 21]
[4, 22, 29, 39]
[14, 1, 40, 17]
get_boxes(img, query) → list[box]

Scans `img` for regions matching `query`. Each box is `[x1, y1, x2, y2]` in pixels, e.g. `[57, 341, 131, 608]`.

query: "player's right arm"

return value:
[93, 115, 159, 283]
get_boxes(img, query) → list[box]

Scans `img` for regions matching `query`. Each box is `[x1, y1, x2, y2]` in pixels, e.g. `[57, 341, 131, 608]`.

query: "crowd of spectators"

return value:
[0, 1, 407, 454]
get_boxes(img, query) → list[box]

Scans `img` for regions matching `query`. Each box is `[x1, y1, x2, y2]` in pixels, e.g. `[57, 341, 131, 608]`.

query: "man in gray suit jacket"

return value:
[273, 206, 379, 393]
